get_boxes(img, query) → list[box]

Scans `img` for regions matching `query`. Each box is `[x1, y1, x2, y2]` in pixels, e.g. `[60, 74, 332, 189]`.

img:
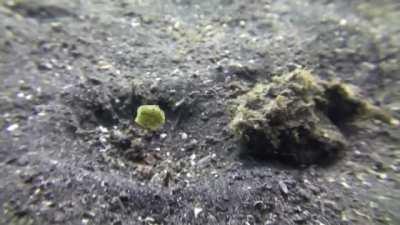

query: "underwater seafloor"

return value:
[1, 0, 400, 224]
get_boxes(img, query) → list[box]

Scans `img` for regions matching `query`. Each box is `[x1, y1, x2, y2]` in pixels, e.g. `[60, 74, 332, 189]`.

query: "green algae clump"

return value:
[135, 105, 165, 131]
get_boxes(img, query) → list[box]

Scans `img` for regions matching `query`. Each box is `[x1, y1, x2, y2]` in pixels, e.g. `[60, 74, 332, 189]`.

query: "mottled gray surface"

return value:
[1, 0, 400, 224]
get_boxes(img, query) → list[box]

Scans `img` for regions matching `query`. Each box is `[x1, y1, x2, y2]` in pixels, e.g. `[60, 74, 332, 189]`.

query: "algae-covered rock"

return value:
[229, 69, 396, 164]
[135, 105, 165, 131]
[322, 81, 398, 125]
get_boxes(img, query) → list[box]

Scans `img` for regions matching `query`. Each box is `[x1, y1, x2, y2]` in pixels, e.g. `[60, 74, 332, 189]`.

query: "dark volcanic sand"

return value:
[1, 0, 400, 224]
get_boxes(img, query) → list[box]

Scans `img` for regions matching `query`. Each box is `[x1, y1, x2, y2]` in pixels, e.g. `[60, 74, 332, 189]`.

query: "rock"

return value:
[279, 181, 289, 195]
[6, 123, 19, 132]
[37, 61, 53, 70]
[193, 207, 203, 218]
[321, 81, 396, 125]
[229, 69, 347, 164]
[160, 133, 168, 139]
[179, 132, 188, 140]
[229, 69, 395, 165]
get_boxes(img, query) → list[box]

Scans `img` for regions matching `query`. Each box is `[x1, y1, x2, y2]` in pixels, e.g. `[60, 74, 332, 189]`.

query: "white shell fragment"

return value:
[6, 124, 19, 132]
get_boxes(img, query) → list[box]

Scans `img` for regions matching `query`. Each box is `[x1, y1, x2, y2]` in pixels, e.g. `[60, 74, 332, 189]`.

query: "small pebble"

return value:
[340, 181, 350, 189]
[279, 181, 289, 194]
[6, 124, 19, 132]
[38, 61, 53, 70]
[190, 154, 196, 166]
[38, 112, 47, 117]
[180, 132, 188, 140]
[99, 136, 107, 144]
[194, 207, 203, 218]
[339, 19, 347, 26]
[130, 18, 141, 27]
[98, 126, 108, 133]
[143, 217, 155, 222]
